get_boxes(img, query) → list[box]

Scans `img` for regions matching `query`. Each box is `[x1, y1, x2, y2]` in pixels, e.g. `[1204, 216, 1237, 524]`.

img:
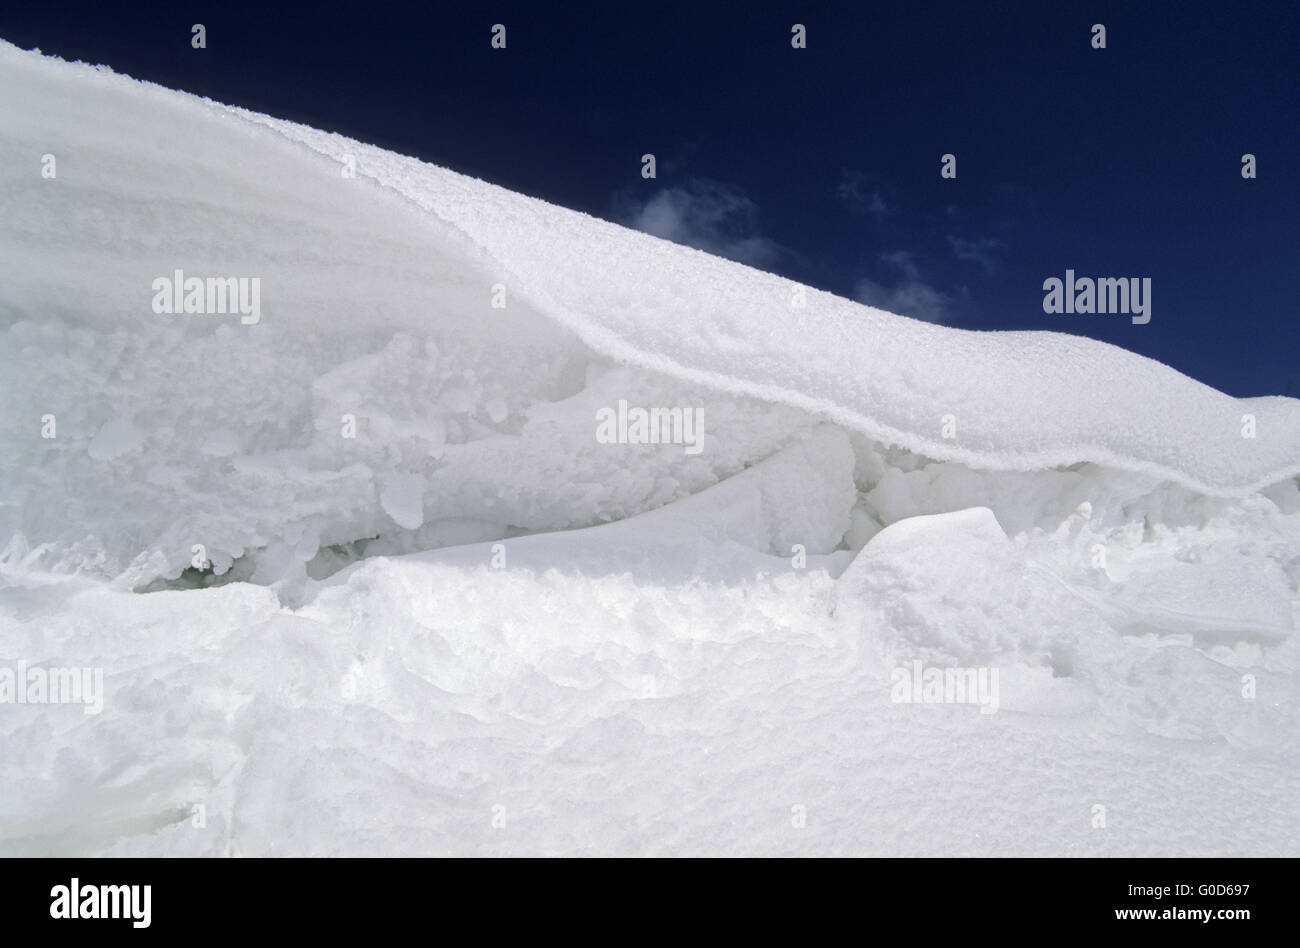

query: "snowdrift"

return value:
[1, 42, 1297, 857]
[2, 40, 1299, 587]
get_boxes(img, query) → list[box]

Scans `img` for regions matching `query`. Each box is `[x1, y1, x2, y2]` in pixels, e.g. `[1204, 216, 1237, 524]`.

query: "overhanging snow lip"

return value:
[231, 110, 1300, 500]
[5, 38, 1300, 501]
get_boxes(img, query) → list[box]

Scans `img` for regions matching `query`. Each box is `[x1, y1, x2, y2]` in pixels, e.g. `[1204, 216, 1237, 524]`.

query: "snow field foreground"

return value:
[0, 42, 1298, 855]
[6, 442, 1298, 856]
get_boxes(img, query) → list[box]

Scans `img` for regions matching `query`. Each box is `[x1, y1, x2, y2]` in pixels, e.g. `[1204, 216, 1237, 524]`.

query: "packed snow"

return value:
[0, 41, 1297, 856]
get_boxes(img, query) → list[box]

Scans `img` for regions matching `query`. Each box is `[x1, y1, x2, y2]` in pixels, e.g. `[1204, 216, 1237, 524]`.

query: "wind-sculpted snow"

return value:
[1, 43, 1298, 857]
[2, 40, 1298, 585]
[240, 99, 1300, 500]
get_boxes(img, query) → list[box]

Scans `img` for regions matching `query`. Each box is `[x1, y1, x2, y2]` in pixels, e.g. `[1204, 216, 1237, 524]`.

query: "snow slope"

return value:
[0, 42, 1297, 856]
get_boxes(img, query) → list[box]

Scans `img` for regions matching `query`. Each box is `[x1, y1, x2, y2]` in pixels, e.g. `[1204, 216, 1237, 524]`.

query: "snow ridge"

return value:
[2, 40, 1295, 502]
[235, 103, 1300, 499]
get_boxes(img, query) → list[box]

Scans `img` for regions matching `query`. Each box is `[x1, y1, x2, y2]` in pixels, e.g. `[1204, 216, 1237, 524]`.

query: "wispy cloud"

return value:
[836, 170, 892, 220]
[946, 235, 1001, 273]
[619, 179, 783, 268]
[852, 251, 952, 323]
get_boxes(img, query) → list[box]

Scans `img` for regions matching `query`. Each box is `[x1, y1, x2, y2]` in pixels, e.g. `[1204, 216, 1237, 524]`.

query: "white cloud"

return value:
[946, 235, 1001, 273]
[877, 250, 921, 281]
[852, 251, 952, 323]
[622, 180, 782, 268]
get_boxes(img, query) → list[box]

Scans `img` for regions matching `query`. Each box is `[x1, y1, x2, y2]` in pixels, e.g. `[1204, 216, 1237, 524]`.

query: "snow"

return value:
[0, 41, 1297, 856]
[379, 473, 426, 531]
[86, 417, 144, 461]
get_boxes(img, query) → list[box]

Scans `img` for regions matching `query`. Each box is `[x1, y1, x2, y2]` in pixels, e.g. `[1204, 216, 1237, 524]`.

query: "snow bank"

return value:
[1, 42, 1298, 857]
[2, 40, 1298, 586]
[241, 93, 1300, 499]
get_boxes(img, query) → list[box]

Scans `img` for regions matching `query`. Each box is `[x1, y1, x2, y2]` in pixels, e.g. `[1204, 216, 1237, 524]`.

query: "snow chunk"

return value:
[379, 473, 425, 530]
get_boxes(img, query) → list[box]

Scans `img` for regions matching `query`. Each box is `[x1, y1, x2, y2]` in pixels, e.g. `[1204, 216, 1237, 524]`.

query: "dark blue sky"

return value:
[4, 1, 1295, 396]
